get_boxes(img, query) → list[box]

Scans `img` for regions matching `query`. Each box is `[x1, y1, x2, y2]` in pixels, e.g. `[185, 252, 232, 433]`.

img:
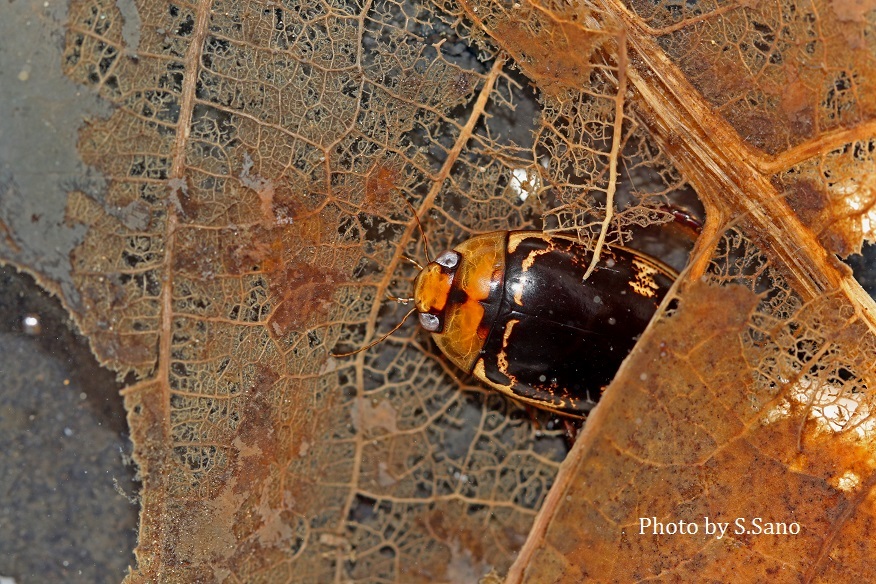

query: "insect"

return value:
[335, 227, 679, 418]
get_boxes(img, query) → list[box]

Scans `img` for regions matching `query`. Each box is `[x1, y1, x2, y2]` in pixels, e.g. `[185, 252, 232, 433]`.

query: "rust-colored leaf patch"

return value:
[266, 261, 345, 339]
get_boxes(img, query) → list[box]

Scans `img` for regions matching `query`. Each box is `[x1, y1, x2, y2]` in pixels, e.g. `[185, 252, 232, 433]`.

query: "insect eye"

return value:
[434, 250, 460, 270]
[419, 312, 441, 332]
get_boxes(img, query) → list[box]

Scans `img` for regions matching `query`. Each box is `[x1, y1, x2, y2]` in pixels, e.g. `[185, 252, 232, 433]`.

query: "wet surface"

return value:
[846, 243, 876, 299]
[0, 266, 138, 584]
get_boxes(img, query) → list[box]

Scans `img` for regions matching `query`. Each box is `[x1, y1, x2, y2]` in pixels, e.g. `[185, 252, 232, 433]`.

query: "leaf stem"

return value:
[584, 29, 627, 280]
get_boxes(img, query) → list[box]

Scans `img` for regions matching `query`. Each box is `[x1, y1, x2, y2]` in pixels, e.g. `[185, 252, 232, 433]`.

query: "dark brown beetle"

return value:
[413, 231, 678, 417]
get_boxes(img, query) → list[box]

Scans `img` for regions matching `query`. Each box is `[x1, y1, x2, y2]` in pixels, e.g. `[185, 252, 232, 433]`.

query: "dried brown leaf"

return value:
[1, 0, 873, 580]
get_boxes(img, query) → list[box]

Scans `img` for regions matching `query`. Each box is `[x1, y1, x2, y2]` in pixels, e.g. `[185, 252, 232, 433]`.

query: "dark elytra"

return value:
[472, 232, 677, 417]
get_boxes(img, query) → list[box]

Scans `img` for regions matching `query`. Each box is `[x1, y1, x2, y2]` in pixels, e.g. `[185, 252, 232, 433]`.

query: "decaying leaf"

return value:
[0, 0, 873, 580]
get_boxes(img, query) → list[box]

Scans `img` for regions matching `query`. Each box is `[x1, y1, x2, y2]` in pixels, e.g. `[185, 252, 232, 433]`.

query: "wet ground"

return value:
[0, 266, 138, 583]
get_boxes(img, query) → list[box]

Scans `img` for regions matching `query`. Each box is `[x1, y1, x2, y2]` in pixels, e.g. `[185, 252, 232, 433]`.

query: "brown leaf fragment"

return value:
[460, 0, 608, 98]
[781, 178, 859, 256]
[775, 139, 876, 257]
[267, 260, 346, 339]
[363, 160, 404, 215]
[508, 278, 876, 582]
[352, 396, 399, 434]
[651, 0, 876, 154]
[64, 191, 160, 374]
[830, 0, 876, 22]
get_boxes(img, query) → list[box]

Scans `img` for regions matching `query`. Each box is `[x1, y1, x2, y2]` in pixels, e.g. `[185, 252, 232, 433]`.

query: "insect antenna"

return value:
[401, 197, 431, 263]
[385, 291, 415, 304]
[330, 307, 417, 358]
[332, 198, 429, 358]
[399, 255, 423, 271]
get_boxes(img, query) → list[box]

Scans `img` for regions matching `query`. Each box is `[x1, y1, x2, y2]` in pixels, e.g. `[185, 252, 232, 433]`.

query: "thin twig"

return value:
[584, 29, 627, 280]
